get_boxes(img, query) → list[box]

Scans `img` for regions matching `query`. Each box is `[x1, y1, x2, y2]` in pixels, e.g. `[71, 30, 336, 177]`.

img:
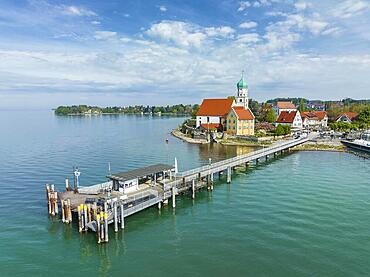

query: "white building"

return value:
[275, 110, 303, 130]
[274, 101, 297, 116]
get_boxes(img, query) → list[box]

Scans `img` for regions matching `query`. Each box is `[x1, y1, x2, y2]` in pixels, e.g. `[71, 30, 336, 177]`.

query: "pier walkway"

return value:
[47, 135, 311, 243]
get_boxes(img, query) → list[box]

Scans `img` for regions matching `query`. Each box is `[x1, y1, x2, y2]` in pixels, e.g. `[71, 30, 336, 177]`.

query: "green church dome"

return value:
[237, 72, 248, 89]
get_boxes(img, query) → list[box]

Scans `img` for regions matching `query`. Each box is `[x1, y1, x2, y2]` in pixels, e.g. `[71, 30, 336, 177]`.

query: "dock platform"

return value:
[46, 136, 309, 243]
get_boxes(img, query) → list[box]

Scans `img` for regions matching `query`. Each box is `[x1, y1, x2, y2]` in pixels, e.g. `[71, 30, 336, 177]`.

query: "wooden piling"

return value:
[227, 167, 231, 183]
[192, 179, 195, 199]
[77, 205, 82, 232]
[172, 186, 176, 208]
[121, 204, 125, 229]
[83, 204, 88, 231]
[114, 202, 118, 233]
[104, 202, 108, 242]
[67, 199, 72, 223]
[65, 178, 69, 191]
[97, 213, 101, 244]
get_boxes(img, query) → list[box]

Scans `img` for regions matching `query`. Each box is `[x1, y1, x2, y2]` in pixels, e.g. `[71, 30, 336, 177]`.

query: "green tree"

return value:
[265, 108, 276, 123]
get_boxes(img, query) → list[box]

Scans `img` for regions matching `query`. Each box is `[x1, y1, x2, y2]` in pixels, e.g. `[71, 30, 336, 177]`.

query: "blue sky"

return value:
[0, 0, 369, 108]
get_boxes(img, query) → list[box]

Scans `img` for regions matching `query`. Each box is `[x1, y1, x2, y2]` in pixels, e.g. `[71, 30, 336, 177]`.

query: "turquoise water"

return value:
[0, 110, 369, 276]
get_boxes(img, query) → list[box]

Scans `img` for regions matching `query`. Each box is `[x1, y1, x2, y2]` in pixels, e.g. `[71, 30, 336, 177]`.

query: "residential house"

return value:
[273, 101, 297, 116]
[335, 112, 358, 123]
[275, 110, 303, 130]
[301, 111, 328, 128]
[226, 106, 255, 136]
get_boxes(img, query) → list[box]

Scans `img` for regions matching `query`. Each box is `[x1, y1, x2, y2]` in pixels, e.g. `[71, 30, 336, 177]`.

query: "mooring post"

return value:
[227, 167, 231, 183]
[61, 199, 65, 223]
[100, 211, 104, 242]
[97, 213, 101, 244]
[158, 201, 162, 209]
[53, 191, 58, 215]
[104, 202, 109, 242]
[172, 186, 176, 208]
[67, 199, 72, 223]
[192, 179, 195, 199]
[265, 155, 268, 161]
[114, 201, 118, 233]
[83, 204, 88, 231]
[120, 204, 125, 229]
[77, 205, 82, 232]
[210, 173, 214, 190]
[65, 178, 69, 191]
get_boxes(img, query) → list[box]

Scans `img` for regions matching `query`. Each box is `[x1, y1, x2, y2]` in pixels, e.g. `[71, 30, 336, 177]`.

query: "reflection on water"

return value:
[197, 143, 259, 163]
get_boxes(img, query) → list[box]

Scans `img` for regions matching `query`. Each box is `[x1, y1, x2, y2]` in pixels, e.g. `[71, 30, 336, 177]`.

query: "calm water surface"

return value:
[0, 110, 369, 276]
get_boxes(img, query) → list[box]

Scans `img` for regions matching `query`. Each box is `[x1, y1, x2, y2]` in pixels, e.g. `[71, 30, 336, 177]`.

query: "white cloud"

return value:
[239, 21, 258, 29]
[321, 27, 342, 36]
[236, 33, 260, 43]
[332, 0, 370, 18]
[205, 26, 235, 37]
[294, 2, 312, 11]
[91, 20, 101, 25]
[94, 31, 117, 40]
[253, 0, 271, 8]
[238, 1, 251, 11]
[159, 5, 167, 12]
[62, 6, 96, 16]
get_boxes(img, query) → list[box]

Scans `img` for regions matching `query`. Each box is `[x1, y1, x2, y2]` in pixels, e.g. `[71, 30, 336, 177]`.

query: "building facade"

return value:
[301, 111, 328, 128]
[226, 106, 255, 136]
[274, 101, 297, 116]
[196, 72, 255, 135]
[335, 112, 358, 123]
[275, 110, 303, 130]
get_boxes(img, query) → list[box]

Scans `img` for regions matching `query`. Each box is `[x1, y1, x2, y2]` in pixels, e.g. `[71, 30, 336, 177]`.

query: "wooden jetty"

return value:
[46, 136, 309, 243]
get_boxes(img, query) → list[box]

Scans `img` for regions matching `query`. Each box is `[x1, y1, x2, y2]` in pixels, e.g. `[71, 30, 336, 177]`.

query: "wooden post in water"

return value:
[83, 204, 88, 231]
[104, 202, 109, 242]
[172, 186, 176, 208]
[77, 205, 82, 232]
[114, 201, 118, 233]
[67, 199, 72, 223]
[54, 192, 58, 215]
[227, 167, 231, 184]
[265, 155, 268, 161]
[65, 178, 69, 191]
[210, 173, 214, 190]
[97, 213, 101, 244]
[192, 179, 195, 199]
[100, 211, 104, 242]
[121, 204, 125, 229]
[61, 199, 65, 223]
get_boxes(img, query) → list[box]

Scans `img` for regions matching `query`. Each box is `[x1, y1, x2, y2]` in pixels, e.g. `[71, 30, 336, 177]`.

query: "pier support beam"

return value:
[192, 180, 195, 199]
[227, 167, 231, 184]
[121, 204, 125, 229]
[265, 155, 269, 161]
[210, 173, 214, 190]
[114, 202, 118, 233]
[65, 178, 69, 191]
[172, 186, 176, 208]
[104, 202, 109, 242]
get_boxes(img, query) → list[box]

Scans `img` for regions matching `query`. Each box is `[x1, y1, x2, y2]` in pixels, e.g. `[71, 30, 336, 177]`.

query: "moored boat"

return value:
[341, 131, 370, 153]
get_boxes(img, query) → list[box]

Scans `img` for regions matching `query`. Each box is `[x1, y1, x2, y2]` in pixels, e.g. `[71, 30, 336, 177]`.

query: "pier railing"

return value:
[177, 137, 308, 178]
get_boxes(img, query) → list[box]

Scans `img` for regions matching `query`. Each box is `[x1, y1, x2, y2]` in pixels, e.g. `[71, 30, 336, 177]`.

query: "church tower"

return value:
[235, 71, 249, 109]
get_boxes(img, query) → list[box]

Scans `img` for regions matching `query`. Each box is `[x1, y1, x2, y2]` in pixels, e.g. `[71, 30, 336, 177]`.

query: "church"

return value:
[196, 73, 255, 136]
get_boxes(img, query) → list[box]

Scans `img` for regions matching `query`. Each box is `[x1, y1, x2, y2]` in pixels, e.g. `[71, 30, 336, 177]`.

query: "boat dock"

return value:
[46, 136, 309, 243]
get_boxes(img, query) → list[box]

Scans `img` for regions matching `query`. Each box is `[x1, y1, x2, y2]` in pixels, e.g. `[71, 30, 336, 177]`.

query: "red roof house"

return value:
[335, 112, 358, 123]
[197, 98, 234, 117]
[232, 106, 255, 120]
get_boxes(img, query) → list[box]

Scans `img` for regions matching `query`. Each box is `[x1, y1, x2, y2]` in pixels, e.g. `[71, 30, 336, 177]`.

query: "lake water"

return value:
[0, 110, 369, 276]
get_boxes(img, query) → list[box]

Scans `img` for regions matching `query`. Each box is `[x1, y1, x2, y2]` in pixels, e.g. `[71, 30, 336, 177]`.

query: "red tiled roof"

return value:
[301, 111, 327, 120]
[200, 123, 222, 130]
[197, 98, 234, 116]
[276, 101, 296, 109]
[336, 112, 358, 121]
[232, 106, 255, 120]
[276, 110, 297, 123]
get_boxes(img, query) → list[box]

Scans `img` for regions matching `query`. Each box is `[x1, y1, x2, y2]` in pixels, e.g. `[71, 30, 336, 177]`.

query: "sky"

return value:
[0, 0, 369, 108]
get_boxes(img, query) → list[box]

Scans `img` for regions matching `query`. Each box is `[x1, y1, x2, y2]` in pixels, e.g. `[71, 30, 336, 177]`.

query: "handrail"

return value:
[177, 138, 308, 177]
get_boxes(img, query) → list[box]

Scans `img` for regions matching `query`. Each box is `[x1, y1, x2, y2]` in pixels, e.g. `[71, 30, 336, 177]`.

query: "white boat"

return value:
[341, 131, 370, 153]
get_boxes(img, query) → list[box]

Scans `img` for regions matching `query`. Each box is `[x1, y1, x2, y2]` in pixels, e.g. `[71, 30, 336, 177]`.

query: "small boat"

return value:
[341, 131, 370, 153]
